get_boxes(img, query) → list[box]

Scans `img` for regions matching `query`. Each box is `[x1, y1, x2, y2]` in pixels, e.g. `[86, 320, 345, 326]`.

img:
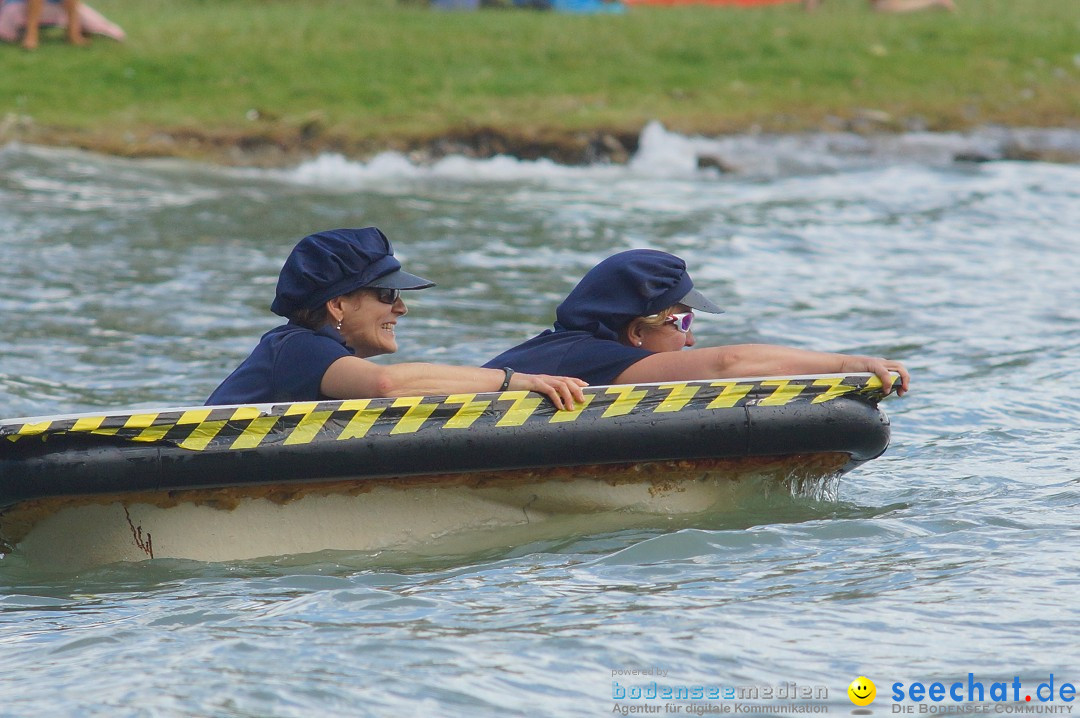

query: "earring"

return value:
[636, 341, 642, 346]
[335, 319, 343, 331]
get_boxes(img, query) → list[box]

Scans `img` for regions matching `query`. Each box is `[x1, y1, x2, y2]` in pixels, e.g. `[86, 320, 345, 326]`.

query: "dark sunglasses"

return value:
[373, 287, 401, 305]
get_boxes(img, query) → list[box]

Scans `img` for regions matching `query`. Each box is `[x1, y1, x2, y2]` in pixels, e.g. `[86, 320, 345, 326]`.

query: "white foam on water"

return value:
[274, 122, 731, 188]
[266, 121, 1080, 191]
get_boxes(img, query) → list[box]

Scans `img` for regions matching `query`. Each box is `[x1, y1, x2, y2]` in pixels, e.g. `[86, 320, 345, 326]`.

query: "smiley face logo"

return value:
[848, 676, 876, 706]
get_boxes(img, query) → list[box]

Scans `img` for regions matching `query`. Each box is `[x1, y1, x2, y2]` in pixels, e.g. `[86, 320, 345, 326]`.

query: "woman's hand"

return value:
[839, 356, 910, 396]
[509, 373, 589, 411]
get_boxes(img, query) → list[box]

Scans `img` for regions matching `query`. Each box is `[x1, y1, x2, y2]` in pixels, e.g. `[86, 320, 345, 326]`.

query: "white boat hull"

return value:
[3, 455, 847, 570]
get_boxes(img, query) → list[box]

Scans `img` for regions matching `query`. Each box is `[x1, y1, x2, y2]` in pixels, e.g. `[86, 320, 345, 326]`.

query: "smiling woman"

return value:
[205, 227, 587, 410]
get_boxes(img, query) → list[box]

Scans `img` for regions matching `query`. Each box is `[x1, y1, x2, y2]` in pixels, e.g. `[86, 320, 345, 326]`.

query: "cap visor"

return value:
[366, 269, 436, 290]
[679, 288, 724, 314]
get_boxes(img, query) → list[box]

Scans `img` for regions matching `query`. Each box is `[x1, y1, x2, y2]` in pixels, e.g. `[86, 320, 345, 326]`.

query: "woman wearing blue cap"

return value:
[207, 228, 587, 409]
[484, 249, 909, 394]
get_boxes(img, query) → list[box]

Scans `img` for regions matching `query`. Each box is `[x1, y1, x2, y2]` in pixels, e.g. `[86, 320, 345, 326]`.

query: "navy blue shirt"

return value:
[206, 323, 352, 405]
[484, 330, 652, 386]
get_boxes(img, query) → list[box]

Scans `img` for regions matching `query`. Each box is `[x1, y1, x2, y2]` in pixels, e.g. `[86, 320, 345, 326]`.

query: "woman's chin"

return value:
[374, 340, 399, 356]
[352, 341, 397, 359]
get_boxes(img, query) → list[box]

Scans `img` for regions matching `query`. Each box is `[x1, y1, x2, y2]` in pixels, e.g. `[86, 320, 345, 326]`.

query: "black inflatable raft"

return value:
[0, 373, 895, 565]
[0, 373, 892, 504]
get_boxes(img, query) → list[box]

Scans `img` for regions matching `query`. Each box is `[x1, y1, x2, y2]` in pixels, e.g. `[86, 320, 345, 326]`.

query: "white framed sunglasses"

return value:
[644, 311, 694, 332]
[665, 311, 694, 332]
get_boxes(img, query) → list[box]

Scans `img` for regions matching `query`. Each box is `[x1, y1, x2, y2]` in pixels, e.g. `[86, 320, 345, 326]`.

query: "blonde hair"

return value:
[637, 306, 680, 328]
[619, 305, 680, 344]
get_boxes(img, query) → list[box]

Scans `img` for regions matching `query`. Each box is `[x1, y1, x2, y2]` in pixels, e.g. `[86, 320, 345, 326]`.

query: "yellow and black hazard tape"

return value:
[0, 374, 891, 453]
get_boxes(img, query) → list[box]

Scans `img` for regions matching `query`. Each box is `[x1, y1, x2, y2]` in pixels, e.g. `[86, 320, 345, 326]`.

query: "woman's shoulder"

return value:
[260, 323, 341, 346]
[485, 329, 596, 366]
[488, 330, 650, 386]
[259, 323, 351, 366]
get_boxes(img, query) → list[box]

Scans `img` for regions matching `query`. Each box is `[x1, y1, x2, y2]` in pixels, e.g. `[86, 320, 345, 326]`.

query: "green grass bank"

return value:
[2, 0, 1079, 164]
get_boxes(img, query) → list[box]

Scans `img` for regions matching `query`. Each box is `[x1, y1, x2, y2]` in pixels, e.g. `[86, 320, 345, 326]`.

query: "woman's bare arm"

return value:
[321, 356, 588, 409]
[613, 344, 910, 395]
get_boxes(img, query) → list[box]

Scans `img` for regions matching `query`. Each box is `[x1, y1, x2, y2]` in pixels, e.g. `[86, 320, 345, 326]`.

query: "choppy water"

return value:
[1, 124, 1078, 716]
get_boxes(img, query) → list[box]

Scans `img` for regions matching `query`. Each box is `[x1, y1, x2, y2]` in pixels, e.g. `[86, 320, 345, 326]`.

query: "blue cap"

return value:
[554, 249, 723, 340]
[270, 227, 435, 317]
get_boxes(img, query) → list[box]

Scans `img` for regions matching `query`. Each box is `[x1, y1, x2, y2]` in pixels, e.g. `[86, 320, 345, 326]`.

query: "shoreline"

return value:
[4, 114, 1080, 168]
[5, 0, 1079, 169]
[1, 116, 644, 167]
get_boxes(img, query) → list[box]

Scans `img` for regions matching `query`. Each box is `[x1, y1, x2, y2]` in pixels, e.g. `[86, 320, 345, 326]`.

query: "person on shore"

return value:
[482, 249, 910, 394]
[23, 0, 81, 49]
[0, 0, 125, 49]
[206, 227, 588, 408]
[803, 0, 955, 12]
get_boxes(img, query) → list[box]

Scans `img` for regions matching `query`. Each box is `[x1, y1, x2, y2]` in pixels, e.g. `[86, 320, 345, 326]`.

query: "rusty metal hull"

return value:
[3, 454, 848, 569]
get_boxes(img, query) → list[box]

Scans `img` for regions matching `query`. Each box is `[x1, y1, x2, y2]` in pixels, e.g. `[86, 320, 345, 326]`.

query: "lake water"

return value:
[1, 124, 1078, 716]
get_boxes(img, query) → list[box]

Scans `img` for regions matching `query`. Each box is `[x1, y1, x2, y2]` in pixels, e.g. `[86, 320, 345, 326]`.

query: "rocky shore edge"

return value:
[3, 111, 1080, 168]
